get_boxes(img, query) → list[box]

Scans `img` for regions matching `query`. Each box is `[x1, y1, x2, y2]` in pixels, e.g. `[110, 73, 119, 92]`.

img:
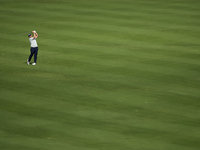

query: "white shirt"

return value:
[29, 37, 38, 47]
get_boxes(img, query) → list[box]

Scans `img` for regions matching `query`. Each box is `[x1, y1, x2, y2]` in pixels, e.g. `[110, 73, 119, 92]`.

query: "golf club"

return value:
[18, 32, 31, 37]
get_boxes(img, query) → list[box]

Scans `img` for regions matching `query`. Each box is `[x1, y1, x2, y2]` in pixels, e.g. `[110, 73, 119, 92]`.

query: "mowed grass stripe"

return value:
[2, 2, 200, 29]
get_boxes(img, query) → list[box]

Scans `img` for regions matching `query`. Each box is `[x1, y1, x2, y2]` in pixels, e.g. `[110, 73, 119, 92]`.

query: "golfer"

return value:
[27, 31, 39, 65]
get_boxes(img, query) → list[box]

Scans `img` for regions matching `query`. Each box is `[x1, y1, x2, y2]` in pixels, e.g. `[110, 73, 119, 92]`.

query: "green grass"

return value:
[1, 0, 200, 150]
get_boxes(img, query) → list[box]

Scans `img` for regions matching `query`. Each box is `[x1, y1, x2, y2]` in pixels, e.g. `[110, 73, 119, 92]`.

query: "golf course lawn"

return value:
[0, 0, 200, 149]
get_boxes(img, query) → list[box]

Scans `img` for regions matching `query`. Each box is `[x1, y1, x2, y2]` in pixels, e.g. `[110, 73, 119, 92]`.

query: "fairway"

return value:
[1, 0, 200, 150]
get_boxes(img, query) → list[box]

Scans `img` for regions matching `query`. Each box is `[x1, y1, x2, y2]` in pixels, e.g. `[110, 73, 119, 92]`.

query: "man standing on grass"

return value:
[27, 30, 39, 65]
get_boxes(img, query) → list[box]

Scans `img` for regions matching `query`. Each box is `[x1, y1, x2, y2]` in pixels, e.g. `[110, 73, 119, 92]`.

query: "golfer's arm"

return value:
[35, 32, 38, 38]
[33, 32, 38, 39]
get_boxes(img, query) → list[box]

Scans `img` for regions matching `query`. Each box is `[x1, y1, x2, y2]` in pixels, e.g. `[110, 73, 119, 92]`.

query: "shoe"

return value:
[27, 59, 30, 65]
[32, 63, 36, 65]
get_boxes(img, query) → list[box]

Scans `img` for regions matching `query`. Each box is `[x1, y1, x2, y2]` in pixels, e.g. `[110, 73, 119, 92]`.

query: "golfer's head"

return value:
[28, 34, 32, 37]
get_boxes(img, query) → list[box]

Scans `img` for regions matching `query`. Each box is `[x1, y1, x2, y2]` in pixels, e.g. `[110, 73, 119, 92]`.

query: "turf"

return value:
[0, 0, 200, 150]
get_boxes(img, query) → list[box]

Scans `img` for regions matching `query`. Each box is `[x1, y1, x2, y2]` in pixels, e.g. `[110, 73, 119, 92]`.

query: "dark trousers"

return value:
[28, 47, 38, 63]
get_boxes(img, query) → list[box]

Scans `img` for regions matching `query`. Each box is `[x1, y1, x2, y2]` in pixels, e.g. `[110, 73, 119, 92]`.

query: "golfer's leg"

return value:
[34, 48, 38, 63]
[28, 48, 34, 62]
